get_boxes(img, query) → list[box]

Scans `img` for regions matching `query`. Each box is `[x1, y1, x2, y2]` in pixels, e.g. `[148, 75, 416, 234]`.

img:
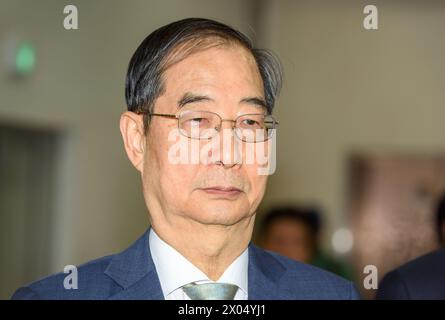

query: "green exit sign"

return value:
[15, 42, 36, 75]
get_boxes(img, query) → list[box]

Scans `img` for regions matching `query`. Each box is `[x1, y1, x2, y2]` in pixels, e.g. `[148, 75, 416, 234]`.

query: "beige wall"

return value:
[257, 0, 445, 248]
[0, 0, 257, 278]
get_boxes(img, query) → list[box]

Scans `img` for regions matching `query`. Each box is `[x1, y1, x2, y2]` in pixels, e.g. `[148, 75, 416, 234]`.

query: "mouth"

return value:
[199, 186, 243, 198]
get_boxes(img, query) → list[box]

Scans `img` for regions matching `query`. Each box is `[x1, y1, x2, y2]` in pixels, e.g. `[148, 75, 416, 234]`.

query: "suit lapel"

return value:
[248, 244, 295, 300]
[105, 229, 165, 300]
[103, 230, 296, 300]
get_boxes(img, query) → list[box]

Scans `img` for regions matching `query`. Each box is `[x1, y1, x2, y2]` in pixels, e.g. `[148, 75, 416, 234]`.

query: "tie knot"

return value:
[182, 282, 238, 300]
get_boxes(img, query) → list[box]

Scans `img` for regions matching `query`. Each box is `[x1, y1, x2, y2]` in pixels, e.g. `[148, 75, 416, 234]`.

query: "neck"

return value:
[152, 215, 255, 280]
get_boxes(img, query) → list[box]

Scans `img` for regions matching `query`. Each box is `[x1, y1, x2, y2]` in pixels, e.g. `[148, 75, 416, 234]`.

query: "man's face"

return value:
[141, 45, 270, 228]
[263, 219, 316, 263]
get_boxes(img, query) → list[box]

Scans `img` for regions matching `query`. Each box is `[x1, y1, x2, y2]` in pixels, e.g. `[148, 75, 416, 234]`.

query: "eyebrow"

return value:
[178, 93, 213, 108]
[240, 97, 267, 109]
[177, 92, 267, 109]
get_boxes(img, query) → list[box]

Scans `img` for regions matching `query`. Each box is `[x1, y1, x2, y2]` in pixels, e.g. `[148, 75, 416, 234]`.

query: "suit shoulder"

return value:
[397, 249, 445, 276]
[376, 268, 409, 299]
[261, 248, 360, 299]
[388, 249, 445, 286]
[265, 249, 349, 283]
[12, 254, 117, 300]
[377, 249, 445, 299]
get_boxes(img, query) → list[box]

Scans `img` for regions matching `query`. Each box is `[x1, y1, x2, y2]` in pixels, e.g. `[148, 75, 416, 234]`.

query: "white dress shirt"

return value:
[149, 228, 248, 300]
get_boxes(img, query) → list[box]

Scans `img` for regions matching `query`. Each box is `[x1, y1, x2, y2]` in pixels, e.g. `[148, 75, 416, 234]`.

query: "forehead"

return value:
[161, 45, 264, 98]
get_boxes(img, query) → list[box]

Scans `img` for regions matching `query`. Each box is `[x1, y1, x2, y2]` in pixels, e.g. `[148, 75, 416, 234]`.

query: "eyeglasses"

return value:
[136, 109, 279, 143]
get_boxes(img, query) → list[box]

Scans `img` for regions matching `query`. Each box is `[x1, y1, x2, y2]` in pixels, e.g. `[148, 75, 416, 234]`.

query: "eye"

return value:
[240, 117, 263, 129]
[244, 119, 258, 126]
[191, 117, 204, 124]
[187, 117, 211, 128]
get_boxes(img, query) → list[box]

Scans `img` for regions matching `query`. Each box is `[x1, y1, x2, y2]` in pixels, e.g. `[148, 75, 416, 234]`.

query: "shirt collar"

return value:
[149, 228, 248, 297]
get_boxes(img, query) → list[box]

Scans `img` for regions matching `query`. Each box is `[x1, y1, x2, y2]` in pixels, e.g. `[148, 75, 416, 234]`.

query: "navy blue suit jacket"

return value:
[12, 228, 360, 300]
[376, 248, 445, 300]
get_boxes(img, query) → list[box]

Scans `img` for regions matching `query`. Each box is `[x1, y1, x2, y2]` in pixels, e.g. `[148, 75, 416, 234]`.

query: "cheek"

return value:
[244, 166, 268, 205]
[144, 126, 196, 199]
[159, 162, 200, 205]
[158, 134, 200, 191]
[163, 164, 195, 187]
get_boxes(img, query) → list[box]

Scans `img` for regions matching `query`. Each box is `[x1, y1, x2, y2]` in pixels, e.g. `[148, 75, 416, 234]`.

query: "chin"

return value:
[190, 202, 250, 226]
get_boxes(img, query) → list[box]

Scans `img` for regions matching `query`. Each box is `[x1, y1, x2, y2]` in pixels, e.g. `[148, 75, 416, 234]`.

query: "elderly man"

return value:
[12, 18, 359, 300]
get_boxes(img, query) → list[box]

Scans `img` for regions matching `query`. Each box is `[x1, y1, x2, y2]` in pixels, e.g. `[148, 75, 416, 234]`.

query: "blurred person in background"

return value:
[259, 206, 353, 280]
[376, 194, 445, 299]
[11, 18, 359, 300]
[436, 194, 445, 247]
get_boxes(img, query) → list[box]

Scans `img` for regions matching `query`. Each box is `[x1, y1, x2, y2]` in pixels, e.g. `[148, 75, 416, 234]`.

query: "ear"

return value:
[120, 111, 146, 172]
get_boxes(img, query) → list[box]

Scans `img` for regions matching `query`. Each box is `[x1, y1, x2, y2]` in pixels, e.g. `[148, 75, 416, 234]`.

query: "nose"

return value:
[212, 120, 242, 168]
